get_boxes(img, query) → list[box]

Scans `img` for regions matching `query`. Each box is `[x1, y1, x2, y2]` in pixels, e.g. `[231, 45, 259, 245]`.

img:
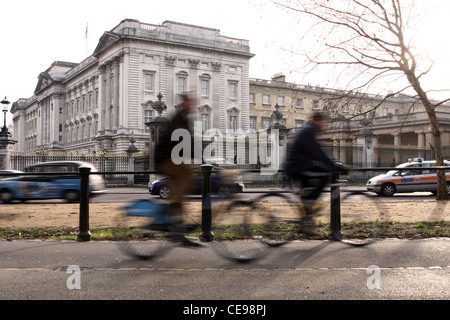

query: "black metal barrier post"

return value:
[200, 164, 214, 242]
[329, 172, 343, 241]
[77, 167, 91, 242]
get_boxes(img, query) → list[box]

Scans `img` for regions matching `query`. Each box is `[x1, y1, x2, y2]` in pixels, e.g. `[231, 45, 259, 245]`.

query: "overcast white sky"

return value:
[1, 0, 294, 110]
[2, 0, 450, 126]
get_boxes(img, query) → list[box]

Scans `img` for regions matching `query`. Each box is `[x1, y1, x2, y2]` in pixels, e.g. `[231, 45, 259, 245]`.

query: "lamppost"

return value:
[1, 96, 10, 137]
[357, 113, 375, 167]
[146, 93, 168, 182]
[0, 96, 17, 171]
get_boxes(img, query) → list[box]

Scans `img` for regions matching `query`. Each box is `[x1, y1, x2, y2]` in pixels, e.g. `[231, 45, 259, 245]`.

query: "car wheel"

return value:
[159, 185, 172, 199]
[64, 190, 80, 203]
[0, 190, 13, 204]
[380, 183, 396, 197]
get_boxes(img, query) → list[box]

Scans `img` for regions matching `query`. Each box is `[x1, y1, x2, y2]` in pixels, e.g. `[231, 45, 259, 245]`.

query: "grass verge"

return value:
[1, 220, 449, 241]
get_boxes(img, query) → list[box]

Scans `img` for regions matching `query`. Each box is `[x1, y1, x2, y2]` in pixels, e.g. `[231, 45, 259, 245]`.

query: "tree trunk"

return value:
[426, 108, 448, 200]
[406, 71, 449, 200]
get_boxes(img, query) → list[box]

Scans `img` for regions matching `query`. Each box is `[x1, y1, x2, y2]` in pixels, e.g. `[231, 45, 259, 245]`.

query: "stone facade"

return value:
[10, 19, 450, 169]
[250, 74, 450, 167]
[11, 19, 253, 154]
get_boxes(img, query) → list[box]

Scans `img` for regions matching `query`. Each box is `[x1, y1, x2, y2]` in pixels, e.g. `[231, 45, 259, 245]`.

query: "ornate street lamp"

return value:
[1, 96, 10, 137]
[153, 92, 167, 118]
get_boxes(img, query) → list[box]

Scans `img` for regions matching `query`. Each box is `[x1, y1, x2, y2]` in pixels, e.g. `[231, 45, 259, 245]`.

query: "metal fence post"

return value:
[77, 166, 91, 242]
[329, 172, 343, 241]
[200, 164, 214, 242]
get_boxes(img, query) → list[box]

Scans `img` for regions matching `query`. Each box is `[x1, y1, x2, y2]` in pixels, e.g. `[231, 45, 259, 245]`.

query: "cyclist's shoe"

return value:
[174, 234, 202, 247]
[298, 218, 318, 236]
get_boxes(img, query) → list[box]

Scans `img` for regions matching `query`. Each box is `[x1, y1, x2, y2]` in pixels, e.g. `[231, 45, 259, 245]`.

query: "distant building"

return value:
[249, 74, 450, 166]
[11, 19, 254, 154]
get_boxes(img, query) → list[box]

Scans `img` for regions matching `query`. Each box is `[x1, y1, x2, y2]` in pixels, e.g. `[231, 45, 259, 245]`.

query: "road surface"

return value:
[1, 238, 449, 302]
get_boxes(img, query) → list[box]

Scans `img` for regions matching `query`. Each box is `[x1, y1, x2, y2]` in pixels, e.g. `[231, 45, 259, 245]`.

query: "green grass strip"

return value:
[0, 221, 449, 241]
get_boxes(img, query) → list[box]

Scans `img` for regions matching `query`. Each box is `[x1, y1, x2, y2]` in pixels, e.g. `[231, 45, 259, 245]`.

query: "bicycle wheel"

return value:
[212, 198, 269, 262]
[113, 200, 175, 260]
[254, 192, 302, 247]
[212, 192, 300, 261]
[339, 190, 388, 245]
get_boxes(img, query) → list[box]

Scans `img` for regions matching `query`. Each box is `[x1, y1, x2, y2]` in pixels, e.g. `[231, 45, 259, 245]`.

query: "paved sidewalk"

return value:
[0, 238, 449, 300]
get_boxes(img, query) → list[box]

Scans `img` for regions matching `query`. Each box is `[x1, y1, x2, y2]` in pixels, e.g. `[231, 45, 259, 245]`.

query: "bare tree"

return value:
[272, 0, 450, 199]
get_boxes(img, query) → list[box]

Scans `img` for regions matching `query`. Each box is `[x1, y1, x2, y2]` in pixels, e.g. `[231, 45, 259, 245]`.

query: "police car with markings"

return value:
[366, 158, 450, 196]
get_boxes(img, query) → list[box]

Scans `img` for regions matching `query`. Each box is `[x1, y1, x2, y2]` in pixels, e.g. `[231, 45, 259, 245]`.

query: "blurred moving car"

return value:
[149, 168, 244, 199]
[0, 170, 23, 180]
[0, 161, 105, 203]
[366, 158, 450, 196]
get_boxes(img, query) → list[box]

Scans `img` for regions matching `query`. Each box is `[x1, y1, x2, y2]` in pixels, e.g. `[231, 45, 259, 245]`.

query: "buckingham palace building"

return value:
[11, 19, 253, 155]
[9, 18, 450, 173]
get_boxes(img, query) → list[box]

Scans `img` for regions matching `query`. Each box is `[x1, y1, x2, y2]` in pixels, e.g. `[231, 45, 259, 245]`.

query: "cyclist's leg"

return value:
[300, 166, 330, 201]
[297, 169, 330, 235]
[155, 161, 192, 224]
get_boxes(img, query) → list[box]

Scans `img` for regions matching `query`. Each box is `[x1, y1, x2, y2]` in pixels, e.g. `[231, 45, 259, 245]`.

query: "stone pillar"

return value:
[352, 137, 358, 166]
[394, 132, 401, 164]
[417, 131, 425, 158]
[339, 138, 347, 164]
[147, 118, 169, 182]
[333, 139, 340, 160]
[372, 136, 380, 166]
[0, 136, 17, 170]
[126, 134, 139, 186]
[99, 65, 106, 133]
[113, 56, 120, 131]
[356, 129, 374, 167]
[105, 63, 112, 133]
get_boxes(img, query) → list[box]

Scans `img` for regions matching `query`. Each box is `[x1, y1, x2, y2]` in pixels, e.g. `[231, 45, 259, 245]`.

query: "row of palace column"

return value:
[99, 54, 122, 135]
[330, 130, 438, 166]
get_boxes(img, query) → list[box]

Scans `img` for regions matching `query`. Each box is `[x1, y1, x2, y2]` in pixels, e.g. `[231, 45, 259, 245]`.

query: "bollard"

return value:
[329, 172, 343, 241]
[77, 167, 91, 242]
[199, 164, 214, 242]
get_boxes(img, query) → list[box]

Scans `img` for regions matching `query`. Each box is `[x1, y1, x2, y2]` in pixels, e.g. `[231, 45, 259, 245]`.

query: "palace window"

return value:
[144, 73, 154, 92]
[229, 81, 238, 99]
[201, 79, 209, 96]
[178, 75, 187, 93]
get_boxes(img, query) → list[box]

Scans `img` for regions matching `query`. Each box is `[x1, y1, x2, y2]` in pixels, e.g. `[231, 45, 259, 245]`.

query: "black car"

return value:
[148, 169, 244, 199]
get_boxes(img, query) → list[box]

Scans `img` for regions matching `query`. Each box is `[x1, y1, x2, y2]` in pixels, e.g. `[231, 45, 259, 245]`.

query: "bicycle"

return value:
[113, 199, 201, 260]
[211, 177, 387, 261]
[113, 177, 386, 262]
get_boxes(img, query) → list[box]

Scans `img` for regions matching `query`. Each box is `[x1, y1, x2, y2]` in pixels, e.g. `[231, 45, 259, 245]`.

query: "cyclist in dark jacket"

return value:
[283, 112, 347, 234]
[155, 93, 194, 223]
